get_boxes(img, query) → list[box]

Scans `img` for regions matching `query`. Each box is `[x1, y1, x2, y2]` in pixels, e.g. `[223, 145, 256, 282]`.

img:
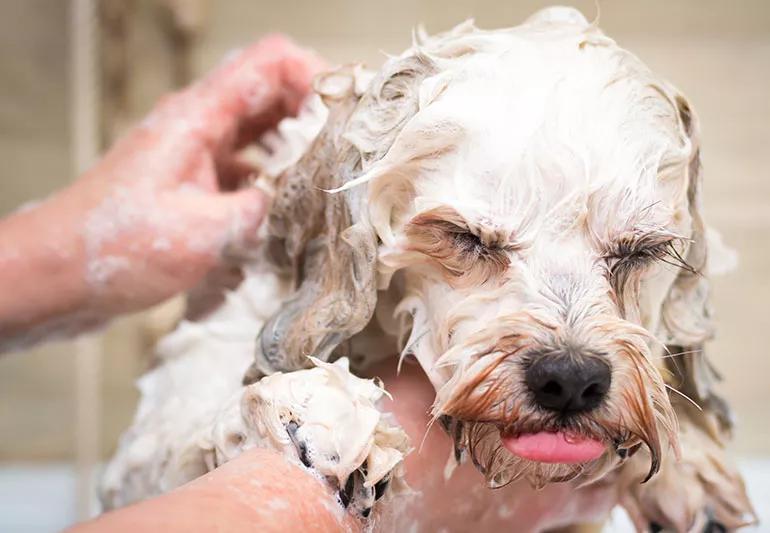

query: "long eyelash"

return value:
[452, 230, 495, 255]
[606, 238, 697, 279]
[660, 240, 698, 274]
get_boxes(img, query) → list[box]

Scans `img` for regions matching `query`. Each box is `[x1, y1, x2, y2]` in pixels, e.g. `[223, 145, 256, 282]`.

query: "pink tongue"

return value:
[502, 431, 605, 464]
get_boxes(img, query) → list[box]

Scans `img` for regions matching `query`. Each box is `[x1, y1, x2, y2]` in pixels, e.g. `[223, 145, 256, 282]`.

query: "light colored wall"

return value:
[1, 0, 768, 461]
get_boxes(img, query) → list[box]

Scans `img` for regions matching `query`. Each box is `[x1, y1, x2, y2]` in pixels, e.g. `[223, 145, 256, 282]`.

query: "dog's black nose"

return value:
[525, 353, 611, 413]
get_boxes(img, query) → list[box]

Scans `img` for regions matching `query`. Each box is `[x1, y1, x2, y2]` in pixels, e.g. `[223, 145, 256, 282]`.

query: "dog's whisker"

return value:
[418, 411, 446, 455]
[398, 328, 430, 373]
[664, 384, 702, 411]
[654, 348, 702, 360]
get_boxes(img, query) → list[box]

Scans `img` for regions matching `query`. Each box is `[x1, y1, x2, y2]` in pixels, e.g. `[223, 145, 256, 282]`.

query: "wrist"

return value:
[0, 179, 103, 350]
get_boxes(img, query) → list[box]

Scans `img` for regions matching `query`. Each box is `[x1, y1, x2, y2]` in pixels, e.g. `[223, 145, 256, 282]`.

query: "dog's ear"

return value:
[248, 66, 378, 377]
[248, 58, 435, 377]
[659, 92, 733, 440]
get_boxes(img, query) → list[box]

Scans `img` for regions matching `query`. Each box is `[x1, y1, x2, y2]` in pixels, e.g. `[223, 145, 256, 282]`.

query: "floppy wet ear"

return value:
[638, 88, 754, 530]
[246, 57, 436, 378]
[661, 93, 711, 348]
[660, 92, 734, 440]
[245, 65, 379, 378]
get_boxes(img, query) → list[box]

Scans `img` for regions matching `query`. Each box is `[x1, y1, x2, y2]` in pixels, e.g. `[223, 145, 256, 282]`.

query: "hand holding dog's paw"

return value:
[212, 357, 411, 519]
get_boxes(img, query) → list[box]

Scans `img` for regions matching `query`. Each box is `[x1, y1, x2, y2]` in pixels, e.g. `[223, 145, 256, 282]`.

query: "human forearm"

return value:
[67, 448, 359, 533]
[0, 183, 99, 351]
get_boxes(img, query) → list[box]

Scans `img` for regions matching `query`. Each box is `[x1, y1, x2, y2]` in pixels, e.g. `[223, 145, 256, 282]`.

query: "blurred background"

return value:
[0, 0, 768, 531]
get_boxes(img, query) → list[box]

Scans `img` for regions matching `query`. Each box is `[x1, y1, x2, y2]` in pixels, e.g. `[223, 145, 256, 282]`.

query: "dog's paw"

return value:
[619, 418, 756, 532]
[212, 357, 411, 518]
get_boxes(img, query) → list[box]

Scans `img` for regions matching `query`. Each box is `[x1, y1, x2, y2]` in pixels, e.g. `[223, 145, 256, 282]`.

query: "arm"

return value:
[68, 448, 359, 533]
[0, 35, 323, 352]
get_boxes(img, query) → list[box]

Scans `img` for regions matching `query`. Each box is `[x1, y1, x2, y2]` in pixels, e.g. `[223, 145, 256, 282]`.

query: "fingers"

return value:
[268, 34, 327, 116]
[168, 34, 325, 153]
[220, 35, 326, 149]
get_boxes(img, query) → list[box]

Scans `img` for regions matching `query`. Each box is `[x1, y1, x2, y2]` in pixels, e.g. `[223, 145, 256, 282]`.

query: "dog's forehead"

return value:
[404, 35, 687, 236]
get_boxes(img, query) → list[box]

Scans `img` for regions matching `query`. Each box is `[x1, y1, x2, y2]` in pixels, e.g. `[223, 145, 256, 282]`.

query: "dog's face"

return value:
[377, 59, 692, 486]
[264, 10, 708, 489]
[354, 19, 699, 488]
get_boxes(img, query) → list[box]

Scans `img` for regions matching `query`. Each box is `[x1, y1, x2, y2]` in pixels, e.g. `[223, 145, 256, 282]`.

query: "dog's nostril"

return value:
[542, 381, 562, 396]
[581, 383, 603, 401]
[525, 352, 611, 414]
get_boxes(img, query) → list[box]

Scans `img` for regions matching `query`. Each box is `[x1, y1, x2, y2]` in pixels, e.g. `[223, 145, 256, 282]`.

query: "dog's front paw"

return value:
[214, 357, 410, 518]
[619, 418, 756, 532]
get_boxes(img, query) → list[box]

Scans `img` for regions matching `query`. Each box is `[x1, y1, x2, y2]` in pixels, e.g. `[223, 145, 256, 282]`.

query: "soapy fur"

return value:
[104, 7, 755, 531]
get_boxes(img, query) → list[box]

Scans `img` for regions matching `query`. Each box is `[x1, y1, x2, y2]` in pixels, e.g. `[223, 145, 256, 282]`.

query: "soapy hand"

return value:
[0, 35, 324, 349]
[70, 34, 325, 312]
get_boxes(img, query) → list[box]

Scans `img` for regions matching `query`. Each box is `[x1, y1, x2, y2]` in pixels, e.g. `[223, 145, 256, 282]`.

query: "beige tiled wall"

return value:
[1, 0, 768, 461]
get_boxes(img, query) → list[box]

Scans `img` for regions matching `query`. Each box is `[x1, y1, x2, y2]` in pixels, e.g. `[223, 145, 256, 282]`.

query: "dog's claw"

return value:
[339, 473, 355, 508]
[283, 420, 397, 517]
[285, 421, 312, 468]
[282, 416, 397, 520]
[374, 476, 390, 501]
[286, 420, 372, 513]
[336, 466, 382, 517]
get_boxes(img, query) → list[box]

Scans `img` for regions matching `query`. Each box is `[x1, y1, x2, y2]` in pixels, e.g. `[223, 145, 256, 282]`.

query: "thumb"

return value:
[210, 187, 270, 259]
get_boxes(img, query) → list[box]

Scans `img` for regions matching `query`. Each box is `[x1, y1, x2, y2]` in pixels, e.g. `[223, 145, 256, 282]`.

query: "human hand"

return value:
[65, 34, 324, 314]
[0, 35, 325, 349]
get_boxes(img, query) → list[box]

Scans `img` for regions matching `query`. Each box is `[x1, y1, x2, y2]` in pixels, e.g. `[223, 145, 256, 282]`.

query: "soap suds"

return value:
[86, 254, 131, 287]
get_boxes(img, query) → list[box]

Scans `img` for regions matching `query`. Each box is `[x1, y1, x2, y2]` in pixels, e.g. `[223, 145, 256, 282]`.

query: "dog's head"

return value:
[260, 8, 718, 488]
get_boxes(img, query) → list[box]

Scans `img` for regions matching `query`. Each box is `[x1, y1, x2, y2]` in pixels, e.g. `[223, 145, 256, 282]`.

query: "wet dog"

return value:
[104, 7, 755, 532]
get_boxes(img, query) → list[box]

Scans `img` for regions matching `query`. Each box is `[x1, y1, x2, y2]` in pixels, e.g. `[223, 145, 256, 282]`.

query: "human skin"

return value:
[68, 361, 618, 533]
[68, 447, 360, 533]
[0, 34, 324, 351]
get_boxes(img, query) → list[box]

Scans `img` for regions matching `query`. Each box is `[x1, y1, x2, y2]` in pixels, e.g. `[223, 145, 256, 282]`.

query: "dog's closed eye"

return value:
[603, 232, 696, 282]
[602, 231, 696, 318]
[405, 206, 511, 287]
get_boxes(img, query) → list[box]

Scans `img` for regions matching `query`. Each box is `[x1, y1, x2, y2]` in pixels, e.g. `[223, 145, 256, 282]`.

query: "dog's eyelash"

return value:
[604, 238, 696, 276]
[443, 223, 518, 260]
[450, 228, 495, 254]
[440, 224, 509, 263]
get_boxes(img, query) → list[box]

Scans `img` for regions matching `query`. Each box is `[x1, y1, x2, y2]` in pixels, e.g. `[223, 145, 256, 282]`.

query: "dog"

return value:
[102, 7, 756, 532]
